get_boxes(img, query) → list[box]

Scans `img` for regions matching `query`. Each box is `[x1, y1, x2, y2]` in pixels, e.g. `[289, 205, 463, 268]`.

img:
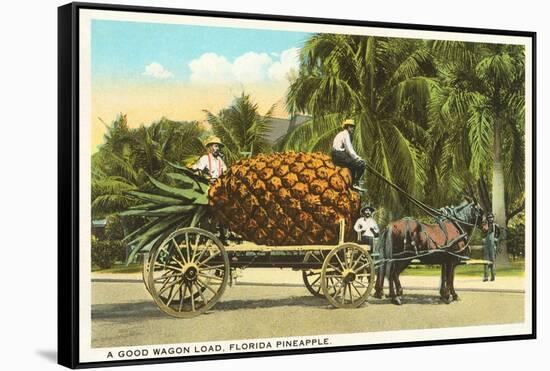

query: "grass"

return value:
[92, 263, 142, 274]
[94, 259, 525, 277]
[403, 259, 525, 277]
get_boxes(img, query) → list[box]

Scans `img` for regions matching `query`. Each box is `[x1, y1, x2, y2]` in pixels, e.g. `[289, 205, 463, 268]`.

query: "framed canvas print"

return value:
[58, 2, 536, 368]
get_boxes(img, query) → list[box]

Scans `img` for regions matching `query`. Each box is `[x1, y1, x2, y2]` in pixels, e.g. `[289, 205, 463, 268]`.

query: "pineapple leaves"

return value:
[146, 174, 208, 205]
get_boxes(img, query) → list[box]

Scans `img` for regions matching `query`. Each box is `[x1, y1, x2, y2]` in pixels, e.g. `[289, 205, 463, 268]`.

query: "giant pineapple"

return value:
[122, 151, 360, 259]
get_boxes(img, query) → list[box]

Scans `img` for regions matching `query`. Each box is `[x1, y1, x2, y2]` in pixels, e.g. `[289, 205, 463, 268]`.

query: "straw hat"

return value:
[360, 204, 375, 214]
[342, 119, 356, 128]
[204, 136, 223, 147]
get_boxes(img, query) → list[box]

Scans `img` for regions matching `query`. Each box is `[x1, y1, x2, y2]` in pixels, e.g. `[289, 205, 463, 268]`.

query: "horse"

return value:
[373, 201, 484, 305]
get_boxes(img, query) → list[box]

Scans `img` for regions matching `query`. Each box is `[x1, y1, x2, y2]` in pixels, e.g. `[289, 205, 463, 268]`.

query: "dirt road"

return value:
[91, 270, 524, 348]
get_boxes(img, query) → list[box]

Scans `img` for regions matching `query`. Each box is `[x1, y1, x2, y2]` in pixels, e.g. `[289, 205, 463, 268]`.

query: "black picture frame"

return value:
[58, 2, 536, 368]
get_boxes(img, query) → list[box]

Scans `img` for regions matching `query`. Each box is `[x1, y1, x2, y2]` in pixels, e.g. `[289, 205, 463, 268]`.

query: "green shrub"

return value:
[105, 215, 126, 240]
[92, 239, 126, 269]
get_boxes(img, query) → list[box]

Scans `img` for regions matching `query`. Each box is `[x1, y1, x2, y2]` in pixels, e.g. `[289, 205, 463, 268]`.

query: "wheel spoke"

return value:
[172, 238, 187, 265]
[191, 236, 201, 263]
[354, 261, 372, 273]
[190, 283, 195, 311]
[158, 277, 181, 295]
[185, 233, 191, 263]
[334, 253, 347, 270]
[341, 283, 347, 304]
[197, 277, 219, 295]
[194, 233, 200, 249]
[193, 246, 206, 264]
[166, 279, 184, 307]
[197, 250, 221, 267]
[351, 282, 363, 297]
[348, 283, 354, 303]
[154, 261, 181, 272]
[327, 263, 343, 275]
[311, 252, 323, 263]
[195, 282, 209, 306]
[350, 253, 365, 271]
[153, 273, 181, 282]
[331, 277, 344, 299]
[156, 275, 176, 293]
[178, 284, 187, 312]
[354, 279, 368, 288]
[345, 249, 353, 268]
[309, 275, 321, 287]
[328, 277, 337, 295]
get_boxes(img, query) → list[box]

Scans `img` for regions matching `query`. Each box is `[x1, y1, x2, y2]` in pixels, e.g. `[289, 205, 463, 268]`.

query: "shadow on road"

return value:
[368, 294, 448, 306]
[93, 293, 453, 321]
[214, 295, 326, 311]
[93, 296, 327, 320]
[92, 301, 166, 320]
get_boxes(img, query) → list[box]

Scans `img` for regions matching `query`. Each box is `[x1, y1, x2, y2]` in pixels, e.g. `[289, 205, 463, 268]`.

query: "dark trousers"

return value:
[360, 235, 375, 247]
[331, 150, 366, 185]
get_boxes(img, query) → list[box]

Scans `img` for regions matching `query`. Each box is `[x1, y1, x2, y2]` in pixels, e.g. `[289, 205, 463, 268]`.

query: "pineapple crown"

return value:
[120, 161, 210, 264]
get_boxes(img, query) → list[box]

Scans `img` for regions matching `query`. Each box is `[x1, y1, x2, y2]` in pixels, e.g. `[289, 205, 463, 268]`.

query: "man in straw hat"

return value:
[354, 204, 379, 247]
[192, 136, 227, 182]
[332, 119, 367, 192]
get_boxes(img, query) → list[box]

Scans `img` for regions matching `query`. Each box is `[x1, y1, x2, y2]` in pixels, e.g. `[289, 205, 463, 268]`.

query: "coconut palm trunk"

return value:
[492, 118, 509, 266]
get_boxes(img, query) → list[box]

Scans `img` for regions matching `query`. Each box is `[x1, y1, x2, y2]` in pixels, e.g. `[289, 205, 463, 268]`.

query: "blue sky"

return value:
[91, 20, 311, 81]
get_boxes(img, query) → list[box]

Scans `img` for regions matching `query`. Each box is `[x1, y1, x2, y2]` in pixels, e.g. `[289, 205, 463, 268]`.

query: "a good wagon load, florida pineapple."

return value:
[122, 151, 360, 259]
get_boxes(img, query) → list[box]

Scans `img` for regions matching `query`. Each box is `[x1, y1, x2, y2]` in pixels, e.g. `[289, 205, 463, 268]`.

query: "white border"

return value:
[78, 7, 534, 364]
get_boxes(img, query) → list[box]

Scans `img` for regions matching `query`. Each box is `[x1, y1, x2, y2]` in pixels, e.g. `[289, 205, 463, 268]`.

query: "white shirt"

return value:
[354, 216, 379, 238]
[192, 154, 227, 179]
[332, 129, 360, 160]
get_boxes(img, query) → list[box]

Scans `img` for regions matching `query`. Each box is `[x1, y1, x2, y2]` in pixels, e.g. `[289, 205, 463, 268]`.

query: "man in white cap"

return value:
[354, 204, 379, 248]
[192, 136, 227, 182]
[332, 119, 366, 191]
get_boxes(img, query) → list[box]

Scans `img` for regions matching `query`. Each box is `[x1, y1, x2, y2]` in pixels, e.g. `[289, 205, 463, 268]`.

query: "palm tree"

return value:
[91, 115, 205, 218]
[282, 34, 437, 215]
[204, 92, 275, 165]
[131, 118, 204, 184]
[428, 41, 525, 265]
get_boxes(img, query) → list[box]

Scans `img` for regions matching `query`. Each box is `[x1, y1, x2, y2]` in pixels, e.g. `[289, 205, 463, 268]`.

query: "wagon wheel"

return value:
[147, 227, 229, 318]
[142, 252, 152, 293]
[302, 250, 335, 298]
[142, 232, 171, 294]
[321, 243, 375, 308]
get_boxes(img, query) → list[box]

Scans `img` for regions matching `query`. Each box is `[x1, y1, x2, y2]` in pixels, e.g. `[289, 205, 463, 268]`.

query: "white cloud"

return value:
[188, 53, 233, 83]
[188, 47, 300, 84]
[233, 52, 272, 82]
[143, 62, 173, 79]
[268, 47, 300, 82]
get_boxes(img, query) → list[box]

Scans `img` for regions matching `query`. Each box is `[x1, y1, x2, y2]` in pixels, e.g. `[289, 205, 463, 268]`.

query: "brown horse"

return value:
[373, 201, 484, 305]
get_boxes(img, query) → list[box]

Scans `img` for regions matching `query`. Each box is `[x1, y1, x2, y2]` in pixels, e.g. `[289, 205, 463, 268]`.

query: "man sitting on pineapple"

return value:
[192, 136, 227, 183]
[332, 119, 367, 192]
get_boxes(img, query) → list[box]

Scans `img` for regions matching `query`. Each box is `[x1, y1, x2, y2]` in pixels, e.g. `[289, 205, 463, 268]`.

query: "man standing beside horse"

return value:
[354, 204, 379, 248]
[481, 212, 500, 282]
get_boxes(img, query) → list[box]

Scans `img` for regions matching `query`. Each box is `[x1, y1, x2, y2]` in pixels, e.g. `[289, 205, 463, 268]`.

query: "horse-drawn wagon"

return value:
[139, 200, 485, 318]
[141, 220, 376, 318]
[126, 152, 486, 317]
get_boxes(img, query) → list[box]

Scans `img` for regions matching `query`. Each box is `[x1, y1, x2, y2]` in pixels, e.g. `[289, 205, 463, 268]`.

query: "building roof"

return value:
[265, 114, 311, 144]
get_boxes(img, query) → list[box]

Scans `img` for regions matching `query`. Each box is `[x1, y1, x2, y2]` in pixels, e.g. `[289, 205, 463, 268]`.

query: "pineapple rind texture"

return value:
[209, 152, 360, 245]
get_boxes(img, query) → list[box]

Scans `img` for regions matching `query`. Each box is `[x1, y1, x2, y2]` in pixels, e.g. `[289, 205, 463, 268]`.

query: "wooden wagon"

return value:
[141, 220, 377, 318]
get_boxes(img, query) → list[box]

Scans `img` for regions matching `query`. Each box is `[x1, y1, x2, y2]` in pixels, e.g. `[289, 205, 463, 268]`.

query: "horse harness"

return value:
[401, 217, 470, 258]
